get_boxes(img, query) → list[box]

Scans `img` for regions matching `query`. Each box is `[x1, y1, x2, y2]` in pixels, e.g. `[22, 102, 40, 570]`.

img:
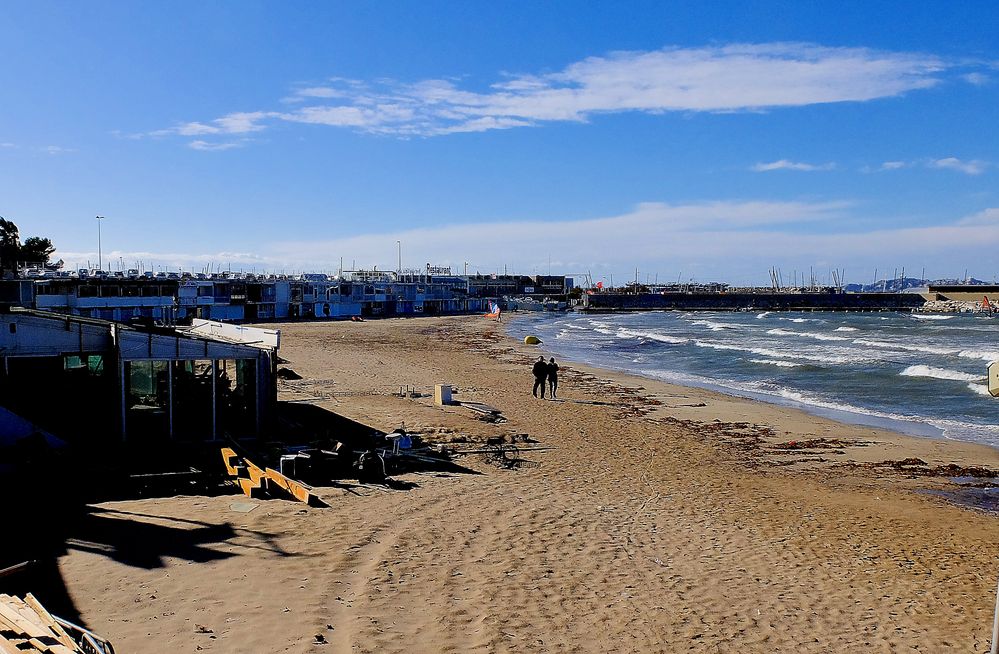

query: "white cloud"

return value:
[928, 157, 987, 175]
[751, 159, 835, 172]
[155, 42, 957, 141]
[175, 122, 221, 136]
[53, 202, 999, 283]
[962, 72, 989, 85]
[41, 145, 75, 155]
[293, 87, 342, 99]
[957, 207, 999, 226]
[188, 140, 244, 151]
[871, 158, 990, 175]
[265, 201, 999, 281]
[164, 111, 276, 137]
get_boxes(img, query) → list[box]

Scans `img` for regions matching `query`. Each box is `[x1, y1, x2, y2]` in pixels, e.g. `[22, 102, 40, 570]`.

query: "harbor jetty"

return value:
[581, 290, 926, 312]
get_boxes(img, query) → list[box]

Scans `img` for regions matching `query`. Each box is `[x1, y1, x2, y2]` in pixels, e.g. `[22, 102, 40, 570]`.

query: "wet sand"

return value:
[55, 315, 999, 652]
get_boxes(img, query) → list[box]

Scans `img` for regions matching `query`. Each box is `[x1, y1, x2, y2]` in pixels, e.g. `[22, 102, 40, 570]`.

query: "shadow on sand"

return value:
[1, 401, 480, 629]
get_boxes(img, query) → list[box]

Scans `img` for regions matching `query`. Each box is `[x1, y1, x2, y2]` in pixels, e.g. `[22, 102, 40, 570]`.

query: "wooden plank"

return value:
[28, 636, 79, 654]
[27, 637, 77, 653]
[264, 468, 313, 504]
[24, 595, 76, 651]
[224, 449, 268, 497]
[8, 597, 49, 631]
[0, 601, 48, 639]
[220, 447, 241, 476]
[243, 457, 268, 485]
[236, 477, 263, 498]
[0, 634, 24, 654]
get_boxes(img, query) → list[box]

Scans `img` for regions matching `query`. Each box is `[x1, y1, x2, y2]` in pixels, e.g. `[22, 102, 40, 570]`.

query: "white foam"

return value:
[691, 319, 736, 331]
[834, 326, 858, 332]
[854, 339, 957, 356]
[738, 382, 999, 443]
[911, 314, 955, 321]
[756, 312, 772, 319]
[621, 355, 999, 445]
[749, 358, 802, 368]
[694, 340, 849, 364]
[899, 365, 984, 382]
[958, 349, 999, 362]
[616, 328, 687, 344]
[967, 383, 992, 396]
[766, 328, 848, 342]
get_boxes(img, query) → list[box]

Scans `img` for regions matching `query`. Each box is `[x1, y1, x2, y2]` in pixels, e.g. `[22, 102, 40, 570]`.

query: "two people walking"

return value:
[532, 355, 559, 399]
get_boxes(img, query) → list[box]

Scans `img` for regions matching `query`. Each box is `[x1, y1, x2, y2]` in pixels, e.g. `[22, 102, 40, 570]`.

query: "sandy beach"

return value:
[52, 314, 999, 653]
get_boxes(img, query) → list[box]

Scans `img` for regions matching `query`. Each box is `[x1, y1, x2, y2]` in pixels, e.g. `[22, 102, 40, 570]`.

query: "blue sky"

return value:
[1, 1, 997, 284]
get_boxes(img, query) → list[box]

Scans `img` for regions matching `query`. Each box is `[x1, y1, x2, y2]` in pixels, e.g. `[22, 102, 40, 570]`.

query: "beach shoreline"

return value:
[51, 314, 999, 653]
[501, 311, 999, 472]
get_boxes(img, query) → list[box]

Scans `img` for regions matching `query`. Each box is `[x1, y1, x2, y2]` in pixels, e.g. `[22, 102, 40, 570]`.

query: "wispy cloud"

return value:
[869, 157, 989, 175]
[152, 42, 958, 143]
[957, 207, 999, 226]
[962, 72, 989, 85]
[262, 200, 999, 282]
[41, 145, 75, 155]
[928, 156, 987, 175]
[751, 159, 835, 172]
[55, 202, 999, 282]
[188, 140, 245, 152]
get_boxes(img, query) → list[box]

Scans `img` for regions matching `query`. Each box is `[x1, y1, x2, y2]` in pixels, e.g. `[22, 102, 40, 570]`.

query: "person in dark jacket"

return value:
[531, 356, 548, 398]
[547, 357, 559, 398]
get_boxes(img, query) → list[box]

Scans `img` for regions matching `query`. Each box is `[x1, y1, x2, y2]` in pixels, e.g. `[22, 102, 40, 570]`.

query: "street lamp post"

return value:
[95, 215, 106, 271]
[397, 240, 401, 276]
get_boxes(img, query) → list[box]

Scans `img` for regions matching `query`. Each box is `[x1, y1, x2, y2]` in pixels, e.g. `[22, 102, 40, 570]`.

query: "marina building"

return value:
[2, 272, 571, 323]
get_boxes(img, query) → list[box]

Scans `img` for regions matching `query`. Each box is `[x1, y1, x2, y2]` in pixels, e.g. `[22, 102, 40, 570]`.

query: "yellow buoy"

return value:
[524, 335, 542, 345]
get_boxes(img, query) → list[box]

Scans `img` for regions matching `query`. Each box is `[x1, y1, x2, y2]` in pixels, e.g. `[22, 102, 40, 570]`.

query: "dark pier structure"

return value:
[581, 291, 926, 312]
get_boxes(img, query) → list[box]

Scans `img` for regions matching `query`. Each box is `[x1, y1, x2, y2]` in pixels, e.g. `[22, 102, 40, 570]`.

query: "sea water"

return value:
[508, 311, 999, 448]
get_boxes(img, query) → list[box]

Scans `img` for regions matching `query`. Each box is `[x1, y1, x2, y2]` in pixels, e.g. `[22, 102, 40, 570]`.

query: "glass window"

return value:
[125, 360, 170, 439]
[172, 360, 214, 440]
[215, 359, 256, 437]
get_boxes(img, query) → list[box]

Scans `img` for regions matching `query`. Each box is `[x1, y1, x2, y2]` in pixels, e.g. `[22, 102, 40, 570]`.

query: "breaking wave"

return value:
[766, 328, 849, 341]
[749, 358, 802, 368]
[616, 328, 687, 344]
[694, 340, 849, 364]
[967, 383, 992, 396]
[690, 319, 737, 331]
[853, 339, 956, 356]
[899, 365, 984, 382]
[958, 349, 999, 362]
[911, 314, 955, 321]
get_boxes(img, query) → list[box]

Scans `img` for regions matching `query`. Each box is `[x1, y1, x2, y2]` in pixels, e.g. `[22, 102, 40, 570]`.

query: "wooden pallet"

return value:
[0, 594, 92, 653]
